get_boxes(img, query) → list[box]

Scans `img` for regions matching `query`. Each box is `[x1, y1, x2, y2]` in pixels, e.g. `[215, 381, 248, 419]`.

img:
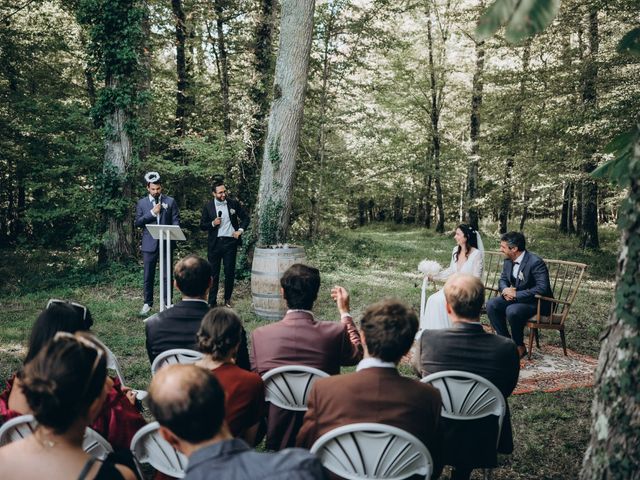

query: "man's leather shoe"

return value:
[224, 300, 232, 308]
[517, 345, 528, 359]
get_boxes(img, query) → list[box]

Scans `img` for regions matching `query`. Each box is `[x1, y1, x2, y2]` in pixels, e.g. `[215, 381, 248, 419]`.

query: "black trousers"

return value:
[208, 237, 238, 305]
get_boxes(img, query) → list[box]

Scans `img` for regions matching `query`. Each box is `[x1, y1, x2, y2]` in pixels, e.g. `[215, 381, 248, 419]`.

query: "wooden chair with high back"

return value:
[526, 259, 587, 359]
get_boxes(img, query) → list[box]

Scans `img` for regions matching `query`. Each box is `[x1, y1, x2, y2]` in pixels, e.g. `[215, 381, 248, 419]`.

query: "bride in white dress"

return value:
[419, 224, 484, 332]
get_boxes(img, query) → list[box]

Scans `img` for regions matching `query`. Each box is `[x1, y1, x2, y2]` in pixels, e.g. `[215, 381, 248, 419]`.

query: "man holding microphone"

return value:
[135, 172, 180, 315]
[200, 177, 249, 307]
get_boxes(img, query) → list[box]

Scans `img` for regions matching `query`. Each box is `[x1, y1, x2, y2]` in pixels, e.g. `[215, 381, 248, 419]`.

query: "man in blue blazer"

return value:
[487, 231, 553, 358]
[135, 172, 180, 315]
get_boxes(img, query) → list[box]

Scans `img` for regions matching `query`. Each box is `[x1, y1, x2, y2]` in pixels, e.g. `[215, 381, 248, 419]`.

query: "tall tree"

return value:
[425, 0, 446, 233]
[498, 41, 531, 234]
[580, 6, 600, 249]
[466, 32, 485, 231]
[172, 0, 194, 138]
[255, 0, 315, 245]
[77, 0, 147, 261]
[239, 0, 276, 211]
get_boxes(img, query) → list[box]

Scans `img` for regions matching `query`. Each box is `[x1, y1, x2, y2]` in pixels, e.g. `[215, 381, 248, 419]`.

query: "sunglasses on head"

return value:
[52, 331, 105, 400]
[46, 298, 88, 323]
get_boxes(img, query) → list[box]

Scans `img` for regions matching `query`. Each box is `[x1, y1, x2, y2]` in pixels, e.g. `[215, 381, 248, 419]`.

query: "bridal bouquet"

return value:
[418, 260, 442, 277]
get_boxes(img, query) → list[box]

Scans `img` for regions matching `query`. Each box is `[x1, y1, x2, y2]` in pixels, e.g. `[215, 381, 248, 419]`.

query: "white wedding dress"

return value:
[419, 247, 484, 331]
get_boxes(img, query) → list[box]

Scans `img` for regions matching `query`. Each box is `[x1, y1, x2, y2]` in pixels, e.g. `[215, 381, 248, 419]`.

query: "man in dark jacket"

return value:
[200, 178, 249, 307]
[134, 171, 180, 315]
[145, 255, 249, 368]
[487, 231, 553, 358]
[417, 273, 520, 480]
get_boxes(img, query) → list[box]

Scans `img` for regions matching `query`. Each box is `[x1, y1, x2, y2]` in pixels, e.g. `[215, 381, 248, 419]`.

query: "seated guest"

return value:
[297, 299, 443, 477]
[416, 273, 520, 480]
[0, 331, 136, 480]
[0, 301, 145, 453]
[148, 364, 325, 480]
[145, 255, 249, 369]
[250, 264, 362, 450]
[194, 307, 265, 445]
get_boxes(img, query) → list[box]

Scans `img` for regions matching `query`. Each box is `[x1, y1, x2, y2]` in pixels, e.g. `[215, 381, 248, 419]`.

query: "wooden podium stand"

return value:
[146, 225, 186, 311]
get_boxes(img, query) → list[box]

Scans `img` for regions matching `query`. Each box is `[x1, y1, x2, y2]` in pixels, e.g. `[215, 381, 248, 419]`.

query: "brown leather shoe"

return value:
[517, 345, 527, 358]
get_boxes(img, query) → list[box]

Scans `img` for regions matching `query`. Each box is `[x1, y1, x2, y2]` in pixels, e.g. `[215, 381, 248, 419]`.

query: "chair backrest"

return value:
[261, 365, 329, 411]
[130, 422, 187, 478]
[101, 343, 127, 386]
[0, 414, 37, 446]
[543, 259, 587, 324]
[482, 251, 505, 301]
[310, 422, 433, 480]
[151, 349, 203, 375]
[421, 370, 506, 448]
[0, 414, 112, 460]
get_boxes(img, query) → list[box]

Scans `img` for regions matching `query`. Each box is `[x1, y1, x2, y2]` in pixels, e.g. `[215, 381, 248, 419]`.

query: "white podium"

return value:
[146, 225, 186, 311]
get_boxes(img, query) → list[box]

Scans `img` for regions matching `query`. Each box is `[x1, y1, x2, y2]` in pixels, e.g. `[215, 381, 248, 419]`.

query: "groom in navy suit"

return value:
[487, 231, 552, 358]
[135, 172, 180, 315]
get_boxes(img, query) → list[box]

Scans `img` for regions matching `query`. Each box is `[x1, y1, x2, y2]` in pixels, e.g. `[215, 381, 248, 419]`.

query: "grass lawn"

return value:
[0, 220, 618, 479]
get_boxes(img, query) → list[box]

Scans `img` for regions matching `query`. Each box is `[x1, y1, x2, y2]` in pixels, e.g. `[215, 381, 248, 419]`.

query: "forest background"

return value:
[1, 0, 639, 478]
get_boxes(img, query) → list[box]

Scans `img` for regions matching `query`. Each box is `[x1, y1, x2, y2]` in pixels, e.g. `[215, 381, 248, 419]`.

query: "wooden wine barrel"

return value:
[251, 245, 307, 320]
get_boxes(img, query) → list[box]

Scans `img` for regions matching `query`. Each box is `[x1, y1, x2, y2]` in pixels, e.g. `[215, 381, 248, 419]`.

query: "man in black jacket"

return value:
[200, 179, 249, 308]
[145, 254, 249, 368]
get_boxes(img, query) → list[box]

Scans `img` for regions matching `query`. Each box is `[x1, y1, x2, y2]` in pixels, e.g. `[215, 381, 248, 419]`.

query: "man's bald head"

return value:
[444, 273, 485, 321]
[174, 255, 212, 297]
[148, 364, 225, 443]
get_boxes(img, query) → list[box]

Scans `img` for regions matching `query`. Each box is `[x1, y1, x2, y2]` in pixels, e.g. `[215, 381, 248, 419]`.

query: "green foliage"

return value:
[476, 0, 561, 44]
[592, 126, 640, 187]
[258, 198, 283, 246]
[618, 27, 640, 56]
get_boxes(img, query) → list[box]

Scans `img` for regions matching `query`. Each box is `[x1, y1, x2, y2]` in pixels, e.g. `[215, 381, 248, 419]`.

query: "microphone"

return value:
[218, 210, 223, 218]
[156, 195, 162, 224]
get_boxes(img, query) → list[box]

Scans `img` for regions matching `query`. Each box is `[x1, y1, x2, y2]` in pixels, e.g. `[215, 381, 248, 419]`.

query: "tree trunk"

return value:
[499, 41, 531, 234]
[255, 0, 315, 245]
[309, 8, 333, 239]
[519, 181, 529, 231]
[240, 0, 275, 211]
[465, 8, 485, 231]
[580, 131, 640, 478]
[425, 173, 433, 229]
[172, 0, 193, 138]
[101, 82, 134, 261]
[426, 6, 444, 233]
[580, 8, 600, 249]
[560, 181, 576, 233]
[214, 0, 231, 139]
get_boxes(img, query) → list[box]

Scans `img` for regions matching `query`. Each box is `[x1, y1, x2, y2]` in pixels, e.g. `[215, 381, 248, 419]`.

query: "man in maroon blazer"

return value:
[250, 263, 362, 450]
[296, 299, 443, 477]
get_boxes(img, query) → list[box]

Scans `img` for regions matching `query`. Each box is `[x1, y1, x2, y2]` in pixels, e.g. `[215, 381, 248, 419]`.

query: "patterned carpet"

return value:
[514, 344, 598, 395]
[404, 341, 598, 395]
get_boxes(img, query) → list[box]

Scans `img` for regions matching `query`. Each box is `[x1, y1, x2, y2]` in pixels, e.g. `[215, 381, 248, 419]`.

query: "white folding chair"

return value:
[261, 365, 328, 411]
[151, 349, 203, 375]
[103, 343, 127, 386]
[420, 371, 506, 449]
[130, 422, 187, 478]
[0, 414, 37, 446]
[422, 371, 506, 480]
[310, 422, 433, 480]
[0, 414, 112, 460]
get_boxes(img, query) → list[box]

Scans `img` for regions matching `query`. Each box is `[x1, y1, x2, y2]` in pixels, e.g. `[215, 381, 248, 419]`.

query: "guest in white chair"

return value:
[0, 331, 136, 480]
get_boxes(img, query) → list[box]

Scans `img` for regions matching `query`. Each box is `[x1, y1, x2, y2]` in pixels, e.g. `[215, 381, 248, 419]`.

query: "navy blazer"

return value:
[135, 194, 180, 253]
[200, 197, 249, 250]
[498, 250, 553, 304]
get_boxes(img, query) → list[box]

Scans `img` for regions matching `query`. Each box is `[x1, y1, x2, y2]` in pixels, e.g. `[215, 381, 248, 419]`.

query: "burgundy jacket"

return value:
[250, 310, 362, 450]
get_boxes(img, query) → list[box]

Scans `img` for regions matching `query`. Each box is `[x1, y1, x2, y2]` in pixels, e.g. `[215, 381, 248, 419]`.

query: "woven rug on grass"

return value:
[513, 344, 598, 395]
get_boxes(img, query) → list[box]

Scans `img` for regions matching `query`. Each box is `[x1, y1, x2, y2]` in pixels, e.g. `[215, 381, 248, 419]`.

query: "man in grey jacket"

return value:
[148, 364, 325, 480]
